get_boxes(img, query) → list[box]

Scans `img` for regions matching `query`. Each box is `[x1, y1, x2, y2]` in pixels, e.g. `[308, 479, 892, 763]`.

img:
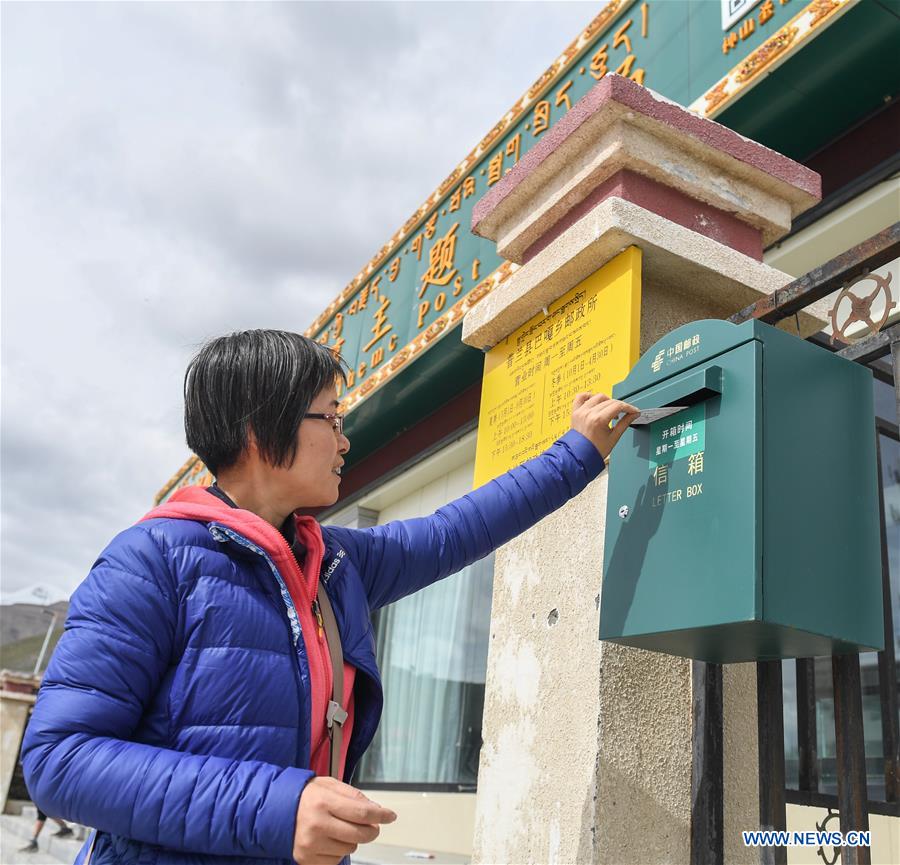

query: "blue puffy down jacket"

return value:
[21, 431, 604, 864]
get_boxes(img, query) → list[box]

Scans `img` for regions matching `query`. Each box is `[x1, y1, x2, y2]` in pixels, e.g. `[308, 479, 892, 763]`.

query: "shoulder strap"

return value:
[316, 587, 347, 779]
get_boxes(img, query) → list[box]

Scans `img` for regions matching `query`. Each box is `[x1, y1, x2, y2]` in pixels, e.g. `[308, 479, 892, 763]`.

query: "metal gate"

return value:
[690, 224, 900, 865]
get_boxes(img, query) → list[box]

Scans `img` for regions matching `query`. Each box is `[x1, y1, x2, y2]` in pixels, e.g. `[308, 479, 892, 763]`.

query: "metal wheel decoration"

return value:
[816, 807, 841, 865]
[829, 271, 895, 344]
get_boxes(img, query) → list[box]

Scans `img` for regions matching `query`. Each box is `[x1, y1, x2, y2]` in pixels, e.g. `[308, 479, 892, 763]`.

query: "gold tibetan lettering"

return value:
[487, 150, 504, 186]
[532, 100, 550, 136]
[331, 313, 344, 340]
[590, 43, 609, 80]
[423, 211, 439, 240]
[505, 132, 521, 165]
[388, 257, 401, 282]
[613, 18, 633, 54]
[555, 80, 573, 112]
[616, 54, 637, 77]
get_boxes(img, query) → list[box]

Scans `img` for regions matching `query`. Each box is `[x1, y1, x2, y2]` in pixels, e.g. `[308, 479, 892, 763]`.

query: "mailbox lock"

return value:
[618, 505, 629, 519]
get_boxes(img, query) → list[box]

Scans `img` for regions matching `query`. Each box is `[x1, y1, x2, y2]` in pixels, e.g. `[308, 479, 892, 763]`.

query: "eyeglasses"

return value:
[304, 412, 345, 436]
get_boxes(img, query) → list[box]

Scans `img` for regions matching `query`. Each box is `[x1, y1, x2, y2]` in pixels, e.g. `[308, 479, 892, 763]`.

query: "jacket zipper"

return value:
[312, 597, 325, 641]
[208, 523, 314, 768]
[265, 525, 332, 694]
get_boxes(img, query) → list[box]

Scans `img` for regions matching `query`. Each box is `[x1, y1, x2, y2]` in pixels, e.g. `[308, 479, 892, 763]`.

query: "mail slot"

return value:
[599, 319, 883, 663]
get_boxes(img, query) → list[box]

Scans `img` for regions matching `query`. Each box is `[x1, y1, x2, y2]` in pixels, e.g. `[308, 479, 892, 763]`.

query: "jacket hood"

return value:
[142, 485, 325, 601]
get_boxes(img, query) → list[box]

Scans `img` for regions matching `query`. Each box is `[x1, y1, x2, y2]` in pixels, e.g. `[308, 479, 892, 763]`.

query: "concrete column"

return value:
[463, 75, 821, 864]
[474, 476, 608, 865]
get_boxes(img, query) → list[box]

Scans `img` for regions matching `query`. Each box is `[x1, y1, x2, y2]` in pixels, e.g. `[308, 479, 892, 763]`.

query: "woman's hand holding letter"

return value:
[570, 392, 640, 460]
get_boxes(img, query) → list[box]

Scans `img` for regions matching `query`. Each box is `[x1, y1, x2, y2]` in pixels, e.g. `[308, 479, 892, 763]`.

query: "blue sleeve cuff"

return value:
[257, 767, 314, 859]
[557, 429, 606, 479]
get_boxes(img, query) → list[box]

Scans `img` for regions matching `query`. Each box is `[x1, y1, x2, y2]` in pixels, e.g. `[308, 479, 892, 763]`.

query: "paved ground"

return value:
[0, 810, 469, 865]
[355, 842, 469, 864]
[1, 812, 86, 864]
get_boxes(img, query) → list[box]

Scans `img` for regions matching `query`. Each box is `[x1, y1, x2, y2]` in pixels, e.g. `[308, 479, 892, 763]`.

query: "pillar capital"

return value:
[462, 74, 822, 349]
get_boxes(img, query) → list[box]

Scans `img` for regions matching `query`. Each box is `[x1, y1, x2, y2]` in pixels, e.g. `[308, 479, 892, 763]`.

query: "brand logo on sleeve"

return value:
[322, 548, 346, 584]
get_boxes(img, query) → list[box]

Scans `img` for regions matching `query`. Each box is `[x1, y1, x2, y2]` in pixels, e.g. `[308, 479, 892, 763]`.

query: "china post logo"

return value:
[651, 349, 665, 373]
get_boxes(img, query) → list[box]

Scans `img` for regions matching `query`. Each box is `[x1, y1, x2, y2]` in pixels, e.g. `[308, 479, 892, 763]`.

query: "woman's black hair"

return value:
[184, 329, 346, 476]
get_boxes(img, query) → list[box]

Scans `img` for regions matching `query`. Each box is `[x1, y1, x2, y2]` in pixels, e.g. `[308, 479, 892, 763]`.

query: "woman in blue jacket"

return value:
[22, 330, 637, 865]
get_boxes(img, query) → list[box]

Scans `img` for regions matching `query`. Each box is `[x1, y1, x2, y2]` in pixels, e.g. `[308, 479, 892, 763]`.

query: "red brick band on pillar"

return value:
[521, 168, 765, 264]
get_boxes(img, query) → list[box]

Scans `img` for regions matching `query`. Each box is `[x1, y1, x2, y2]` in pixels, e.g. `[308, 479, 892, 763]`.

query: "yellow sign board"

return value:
[473, 246, 642, 487]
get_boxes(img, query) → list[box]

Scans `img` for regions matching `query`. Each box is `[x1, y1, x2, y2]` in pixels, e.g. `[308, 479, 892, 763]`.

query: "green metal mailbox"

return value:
[599, 319, 883, 663]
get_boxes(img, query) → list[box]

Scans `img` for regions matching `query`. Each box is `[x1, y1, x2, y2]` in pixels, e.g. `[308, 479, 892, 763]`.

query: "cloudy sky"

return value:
[1, 1, 598, 603]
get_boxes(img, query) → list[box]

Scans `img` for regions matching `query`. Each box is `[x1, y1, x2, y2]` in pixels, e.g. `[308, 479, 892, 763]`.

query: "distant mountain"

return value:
[2, 583, 70, 606]
[0, 601, 68, 676]
[1, 630, 64, 676]
[1, 601, 69, 648]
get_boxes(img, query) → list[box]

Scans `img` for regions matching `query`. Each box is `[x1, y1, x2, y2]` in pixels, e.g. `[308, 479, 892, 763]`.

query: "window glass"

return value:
[354, 553, 494, 786]
[784, 431, 899, 802]
[782, 659, 799, 789]
[812, 652, 886, 801]
[873, 376, 897, 426]
[880, 433, 900, 661]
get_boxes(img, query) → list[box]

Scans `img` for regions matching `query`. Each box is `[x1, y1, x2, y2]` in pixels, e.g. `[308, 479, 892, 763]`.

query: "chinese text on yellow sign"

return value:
[474, 246, 642, 487]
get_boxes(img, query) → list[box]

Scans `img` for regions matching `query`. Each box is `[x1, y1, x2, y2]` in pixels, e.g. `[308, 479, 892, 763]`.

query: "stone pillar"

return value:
[462, 75, 821, 865]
